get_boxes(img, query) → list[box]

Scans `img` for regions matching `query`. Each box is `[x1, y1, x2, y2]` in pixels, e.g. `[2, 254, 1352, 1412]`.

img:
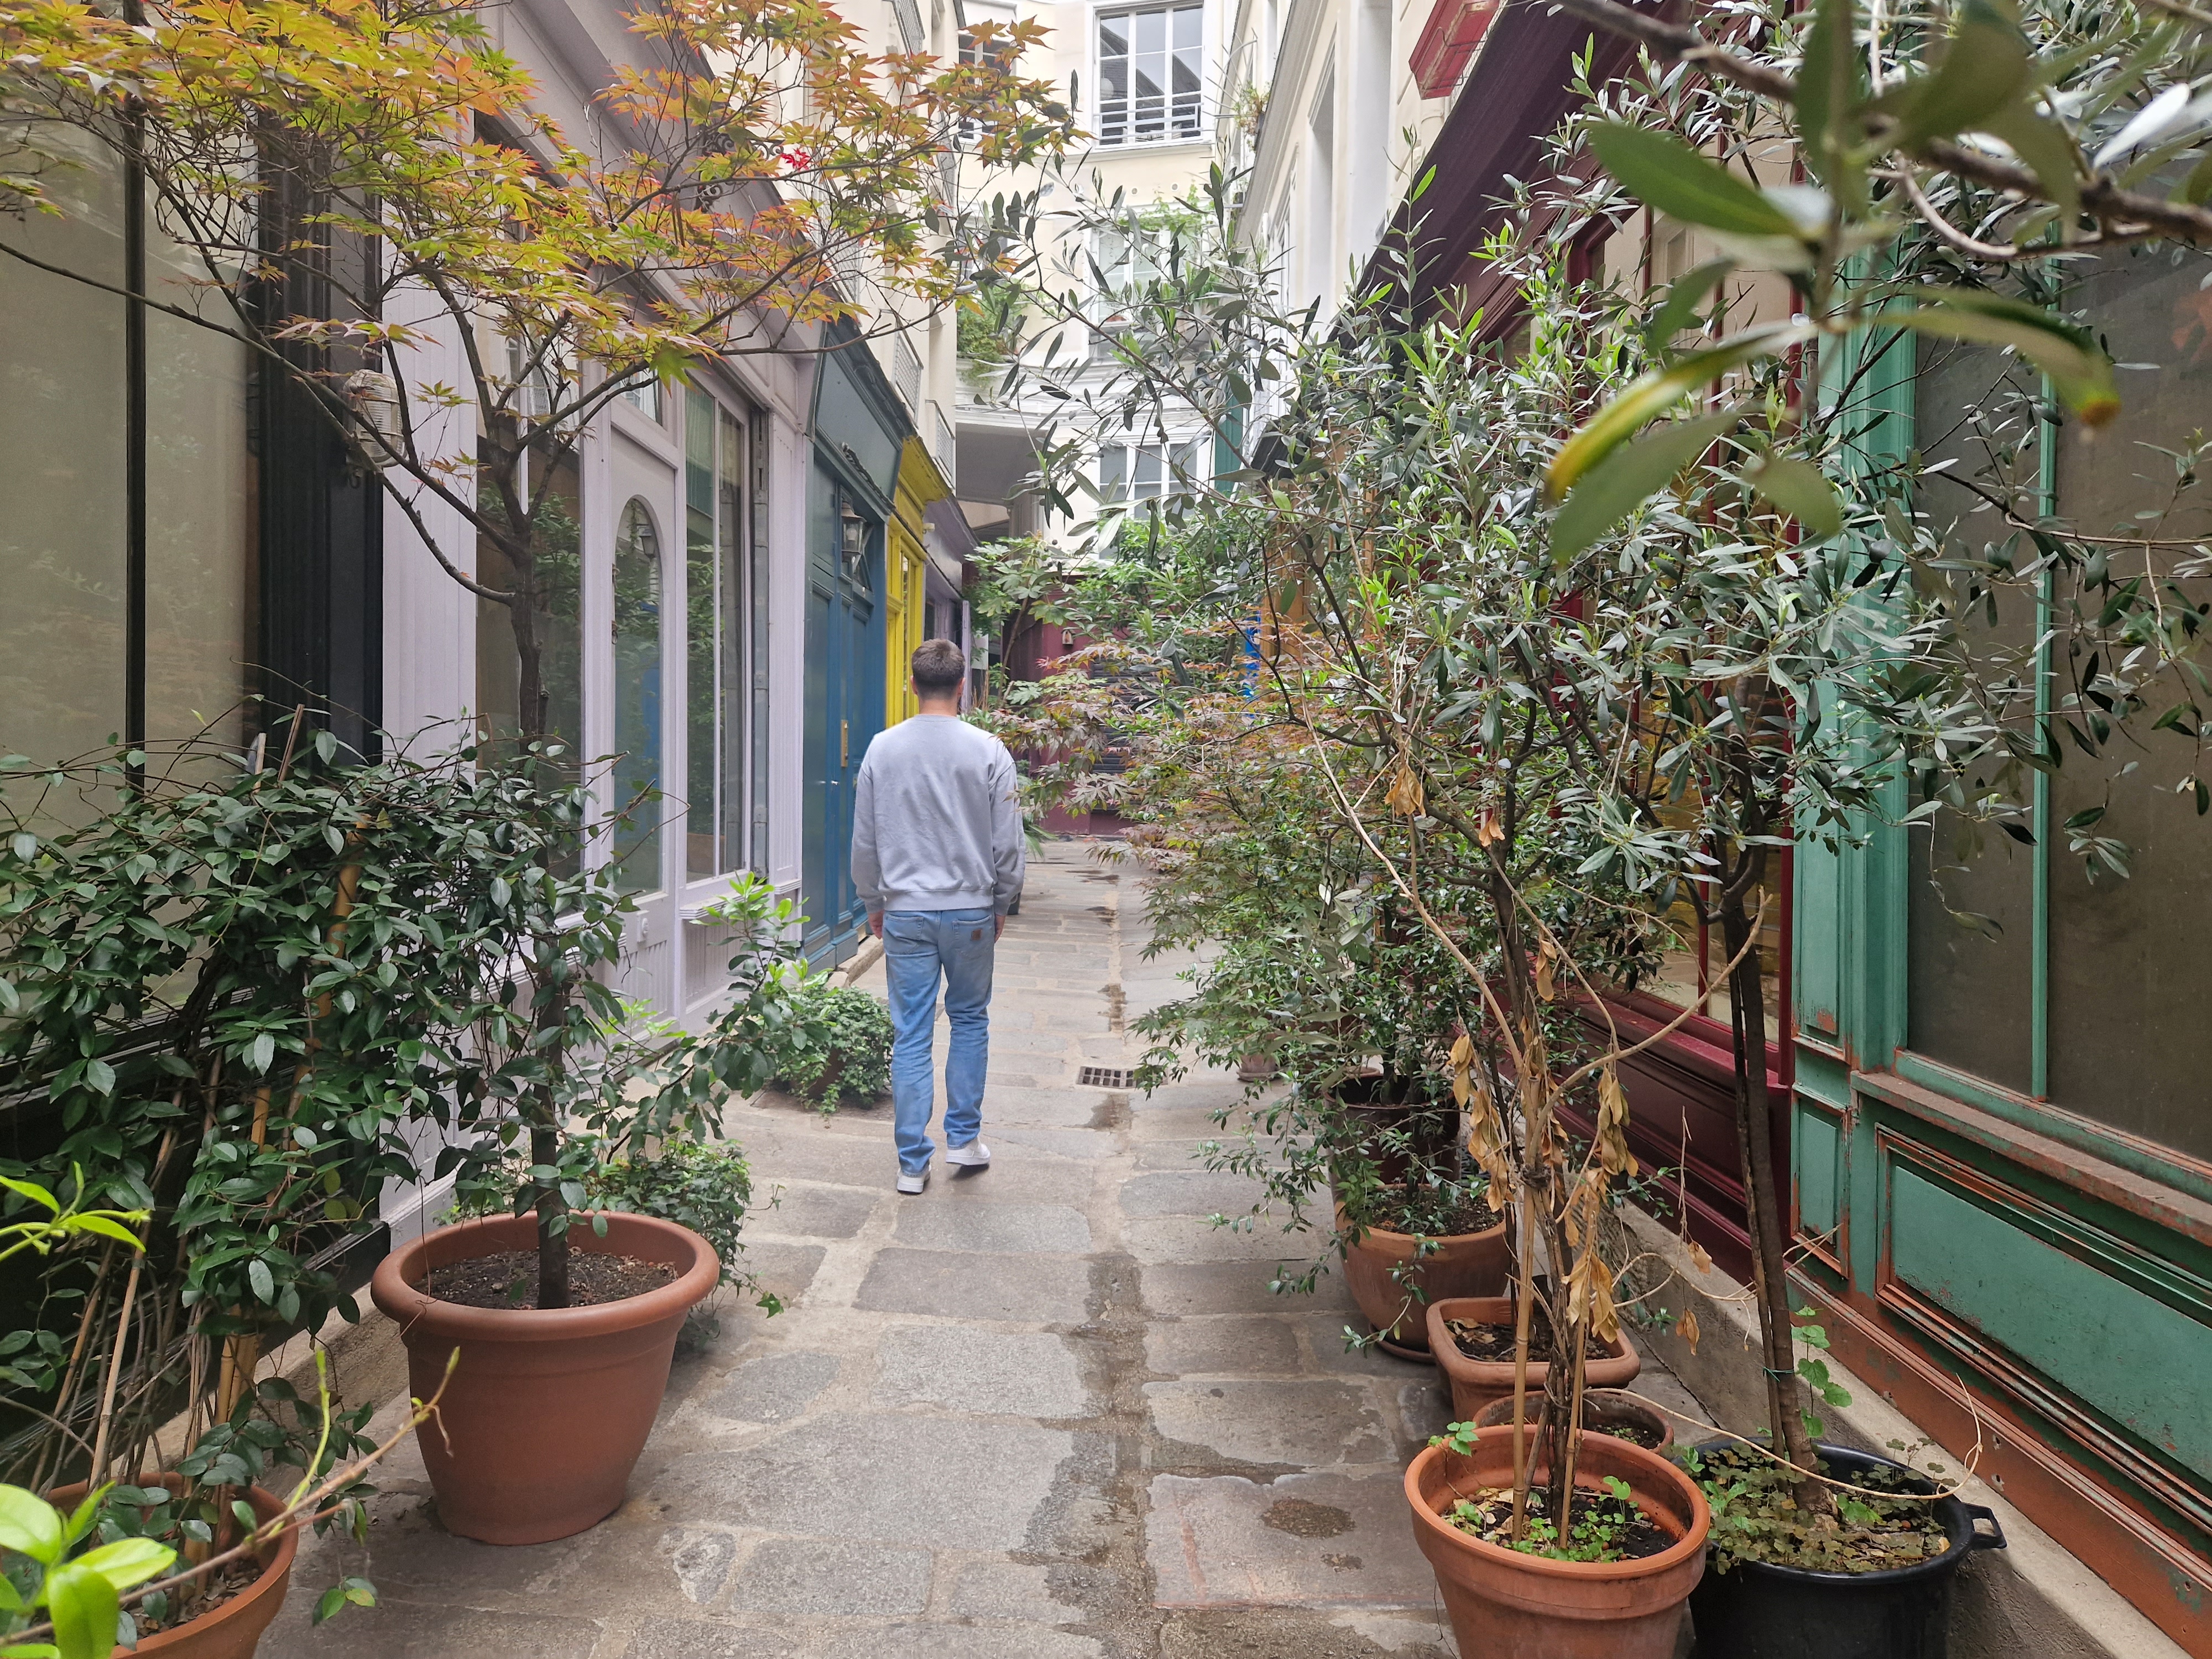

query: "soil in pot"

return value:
[1443, 1302, 1614, 1366]
[1685, 1441, 2005, 1659]
[1442, 1479, 1676, 1563]
[425, 1249, 677, 1310]
[1474, 1387, 1672, 1451]
[1406, 1425, 1708, 1659]
[1688, 1441, 1950, 1574]
[1426, 1294, 1642, 1418]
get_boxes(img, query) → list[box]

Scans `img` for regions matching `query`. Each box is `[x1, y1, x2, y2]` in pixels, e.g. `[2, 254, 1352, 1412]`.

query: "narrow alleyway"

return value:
[262, 846, 1703, 1658]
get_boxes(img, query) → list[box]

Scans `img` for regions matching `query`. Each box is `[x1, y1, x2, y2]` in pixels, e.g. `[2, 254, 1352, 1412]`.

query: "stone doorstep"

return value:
[1616, 1203, 2185, 1659]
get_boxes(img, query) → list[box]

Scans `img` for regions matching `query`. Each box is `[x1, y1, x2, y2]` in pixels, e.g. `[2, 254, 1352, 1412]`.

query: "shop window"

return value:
[2047, 254, 2212, 1157]
[684, 387, 760, 880]
[0, 131, 256, 795]
[1099, 439, 1204, 502]
[1901, 258, 2212, 1161]
[1904, 336, 2039, 1097]
[612, 497, 665, 894]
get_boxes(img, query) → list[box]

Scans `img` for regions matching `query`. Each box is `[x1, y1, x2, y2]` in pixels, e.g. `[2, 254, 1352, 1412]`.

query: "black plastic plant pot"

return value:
[1688, 1441, 2006, 1659]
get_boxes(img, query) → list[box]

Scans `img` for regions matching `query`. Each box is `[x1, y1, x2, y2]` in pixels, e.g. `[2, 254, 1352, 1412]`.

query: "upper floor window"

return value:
[1100, 439, 1204, 502]
[959, 6, 1015, 145]
[1098, 4, 1204, 146]
[619, 375, 664, 424]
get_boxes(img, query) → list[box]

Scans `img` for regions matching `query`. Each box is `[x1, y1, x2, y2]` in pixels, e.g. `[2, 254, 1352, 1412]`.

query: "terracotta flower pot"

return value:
[371, 1211, 719, 1545]
[1475, 1386, 1672, 1451]
[1338, 1212, 1510, 1355]
[1331, 1073, 1457, 1188]
[1405, 1425, 1709, 1659]
[42, 1477, 296, 1659]
[1427, 1294, 1641, 1420]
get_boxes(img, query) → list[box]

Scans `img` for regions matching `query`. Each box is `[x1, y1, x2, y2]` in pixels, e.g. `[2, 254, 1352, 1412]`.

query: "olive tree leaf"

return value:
[1644, 258, 1734, 351]
[2093, 82, 2190, 170]
[1891, 289, 2119, 422]
[1882, 0, 2036, 150]
[1546, 321, 1815, 500]
[1746, 456, 1845, 538]
[1553, 413, 1736, 557]
[1980, 106, 2080, 211]
[1587, 124, 1802, 237]
[1796, 0, 1868, 206]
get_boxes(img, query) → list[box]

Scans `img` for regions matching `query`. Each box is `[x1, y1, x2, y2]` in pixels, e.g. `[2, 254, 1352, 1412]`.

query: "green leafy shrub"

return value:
[767, 979, 893, 1110]
[584, 1139, 778, 1314]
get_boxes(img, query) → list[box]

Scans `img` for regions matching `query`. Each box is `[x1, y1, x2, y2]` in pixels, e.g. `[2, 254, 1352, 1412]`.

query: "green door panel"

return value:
[1796, 1103, 1842, 1243]
[1890, 1164, 2212, 1479]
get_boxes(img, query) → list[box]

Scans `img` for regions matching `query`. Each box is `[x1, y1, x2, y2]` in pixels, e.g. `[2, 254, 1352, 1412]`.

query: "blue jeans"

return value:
[881, 908, 997, 1174]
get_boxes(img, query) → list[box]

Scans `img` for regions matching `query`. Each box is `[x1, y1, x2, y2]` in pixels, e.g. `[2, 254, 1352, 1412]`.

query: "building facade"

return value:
[1230, 2, 2212, 1649]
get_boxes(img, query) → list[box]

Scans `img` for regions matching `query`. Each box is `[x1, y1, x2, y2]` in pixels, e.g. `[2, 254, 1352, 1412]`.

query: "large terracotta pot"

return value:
[1406, 1425, 1708, 1659]
[1475, 1386, 1672, 1451]
[1332, 1073, 1457, 1188]
[1338, 1212, 1509, 1355]
[43, 1478, 295, 1659]
[1427, 1294, 1641, 1420]
[372, 1211, 719, 1545]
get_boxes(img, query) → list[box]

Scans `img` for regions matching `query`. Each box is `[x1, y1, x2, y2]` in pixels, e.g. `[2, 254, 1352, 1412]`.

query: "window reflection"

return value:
[613, 496, 665, 894]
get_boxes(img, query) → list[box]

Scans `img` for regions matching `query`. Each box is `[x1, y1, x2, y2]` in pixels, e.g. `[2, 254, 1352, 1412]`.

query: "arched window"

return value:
[612, 497, 664, 894]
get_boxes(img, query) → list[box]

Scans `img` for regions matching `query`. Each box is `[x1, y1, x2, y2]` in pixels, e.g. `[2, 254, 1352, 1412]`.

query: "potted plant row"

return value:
[0, 725, 801, 1659]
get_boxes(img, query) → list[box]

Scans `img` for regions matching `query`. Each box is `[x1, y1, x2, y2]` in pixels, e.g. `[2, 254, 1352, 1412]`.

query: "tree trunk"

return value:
[1719, 868, 1827, 1513]
[501, 494, 568, 1312]
[1486, 858, 1580, 1539]
[531, 1121, 570, 1310]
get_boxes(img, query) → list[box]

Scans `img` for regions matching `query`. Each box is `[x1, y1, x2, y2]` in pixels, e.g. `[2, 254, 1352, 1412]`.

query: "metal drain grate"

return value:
[1077, 1066, 1131, 1089]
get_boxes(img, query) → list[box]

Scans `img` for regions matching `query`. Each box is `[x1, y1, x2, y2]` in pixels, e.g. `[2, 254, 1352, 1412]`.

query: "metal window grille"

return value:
[891, 336, 922, 410]
[890, 0, 924, 51]
[1097, 4, 1204, 145]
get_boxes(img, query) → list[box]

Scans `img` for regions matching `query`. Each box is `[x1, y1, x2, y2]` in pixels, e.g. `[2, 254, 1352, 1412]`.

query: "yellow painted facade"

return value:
[885, 435, 951, 725]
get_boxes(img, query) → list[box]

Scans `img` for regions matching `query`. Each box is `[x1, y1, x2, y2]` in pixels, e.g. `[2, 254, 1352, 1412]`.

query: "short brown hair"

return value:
[911, 638, 967, 693]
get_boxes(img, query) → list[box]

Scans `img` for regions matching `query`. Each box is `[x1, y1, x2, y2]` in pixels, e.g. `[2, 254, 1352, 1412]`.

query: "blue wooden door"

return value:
[801, 468, 883, 964]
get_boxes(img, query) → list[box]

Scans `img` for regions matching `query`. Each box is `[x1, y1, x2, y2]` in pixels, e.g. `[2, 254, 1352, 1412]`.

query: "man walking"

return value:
[850, 639, 1026, 1194]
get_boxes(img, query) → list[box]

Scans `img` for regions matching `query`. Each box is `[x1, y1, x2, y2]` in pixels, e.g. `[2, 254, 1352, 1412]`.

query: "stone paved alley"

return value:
[261, 846, 1710, 1659]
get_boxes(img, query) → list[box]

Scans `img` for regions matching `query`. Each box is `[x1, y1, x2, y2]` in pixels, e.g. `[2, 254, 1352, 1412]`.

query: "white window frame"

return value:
[1098, 436, 1206, 504]
[1093, 1, 1208, 148]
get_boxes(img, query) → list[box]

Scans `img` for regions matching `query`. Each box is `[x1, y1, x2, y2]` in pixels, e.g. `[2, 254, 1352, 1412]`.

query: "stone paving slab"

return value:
[1147, 1470, 1438, 1607]
[260, 845, 1728, 1659]
[852, 1245, 1093, 1322]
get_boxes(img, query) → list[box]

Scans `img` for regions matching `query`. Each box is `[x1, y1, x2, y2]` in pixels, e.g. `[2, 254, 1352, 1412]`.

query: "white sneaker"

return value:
[945, 1140, 991, 1170]
[896, 1168, 929, 1195]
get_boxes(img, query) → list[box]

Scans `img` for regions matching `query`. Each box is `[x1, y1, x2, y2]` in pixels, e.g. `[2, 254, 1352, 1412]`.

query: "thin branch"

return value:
[1537, 0, 2212, 244]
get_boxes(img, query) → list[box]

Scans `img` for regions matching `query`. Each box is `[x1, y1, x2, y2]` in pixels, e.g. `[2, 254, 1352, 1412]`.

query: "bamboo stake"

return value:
[217, 829, 363, 1421]
[1557, 1314, 1591, 1540]
[1508, 1194, 1535, 1540]
[86, 1250, 144, 1487]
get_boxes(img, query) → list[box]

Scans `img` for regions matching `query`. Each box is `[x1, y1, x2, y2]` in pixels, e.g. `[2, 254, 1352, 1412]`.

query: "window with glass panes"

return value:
[1099, 439, 1204, 502]
[1902, 253, 2212, 1162]
[683, 385, 768, 880]
[958, 9, 1014, 145]
[1097, 4, 1204, 145]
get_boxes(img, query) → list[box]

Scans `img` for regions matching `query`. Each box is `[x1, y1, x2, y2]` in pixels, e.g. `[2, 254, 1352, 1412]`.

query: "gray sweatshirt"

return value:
[850, 715, 1026, 917]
